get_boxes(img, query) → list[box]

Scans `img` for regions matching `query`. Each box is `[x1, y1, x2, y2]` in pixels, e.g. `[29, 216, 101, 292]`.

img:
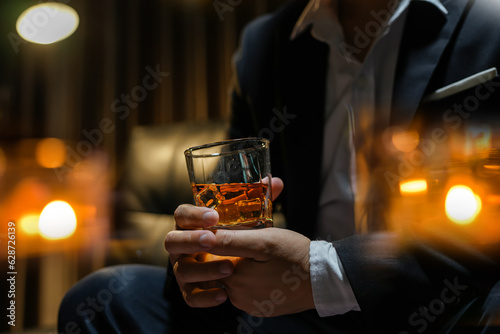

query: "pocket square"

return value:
[423, 67, 498, 103]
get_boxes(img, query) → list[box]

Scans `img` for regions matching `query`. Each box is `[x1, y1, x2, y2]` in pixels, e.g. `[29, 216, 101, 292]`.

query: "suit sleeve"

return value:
[332, 232, 500, 333]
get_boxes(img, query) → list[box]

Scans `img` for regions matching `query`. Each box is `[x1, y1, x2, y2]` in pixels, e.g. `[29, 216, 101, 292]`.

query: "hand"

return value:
[166, 226, 314, 317]
[215, 228, 314, 317]
[166, 177, 286, 309]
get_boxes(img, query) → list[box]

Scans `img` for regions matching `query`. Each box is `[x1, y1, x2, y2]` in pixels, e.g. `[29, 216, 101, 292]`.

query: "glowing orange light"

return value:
[38, 200, 77, 240]
[19, 213, 40, 235]
[392, 130, 420, 153]
[486, 194, 500, 204]
[400, 179, 428, 195]
[484, 165, 500, 171]
[445, 185, 482, 225]
[36, 138, 66, 168]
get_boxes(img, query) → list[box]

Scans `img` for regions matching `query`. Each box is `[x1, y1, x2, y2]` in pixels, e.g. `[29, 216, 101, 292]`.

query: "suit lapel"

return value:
[391, 0, 471, 126]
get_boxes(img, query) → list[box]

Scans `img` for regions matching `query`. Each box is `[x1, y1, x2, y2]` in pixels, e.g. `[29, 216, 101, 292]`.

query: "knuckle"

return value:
[219, 231, 233, 248]
[183, 291, 202, 308]
[163, 232, 177, 252]
[172, 259, 191, 283]
[173, 206, 185, 224]
[174, 204, 200, 229]
[172, 261, 184, 281]
[265, 241, 277, 256]
[173, 206, 181, 219]
[182, 290, 196, 307]
[163, 233, 171, 249]
[263, 230, 281, 254]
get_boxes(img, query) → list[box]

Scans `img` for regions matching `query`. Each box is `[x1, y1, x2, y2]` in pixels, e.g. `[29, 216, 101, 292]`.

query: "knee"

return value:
[58, 265, 144, 332]
[60, 264, 139, 308]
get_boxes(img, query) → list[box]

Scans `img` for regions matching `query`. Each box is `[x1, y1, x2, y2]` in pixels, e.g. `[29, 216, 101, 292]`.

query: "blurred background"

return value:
[3, 1, 499, 333]
[0, 0, 285, 332]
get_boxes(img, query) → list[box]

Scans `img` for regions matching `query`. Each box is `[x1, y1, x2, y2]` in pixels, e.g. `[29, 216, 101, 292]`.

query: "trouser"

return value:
[56, 264, 364, 334]
[58, 264, 500, 334]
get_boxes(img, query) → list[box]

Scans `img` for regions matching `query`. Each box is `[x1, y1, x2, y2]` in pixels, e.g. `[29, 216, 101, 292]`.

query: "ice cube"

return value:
[196, 185, 223, 209]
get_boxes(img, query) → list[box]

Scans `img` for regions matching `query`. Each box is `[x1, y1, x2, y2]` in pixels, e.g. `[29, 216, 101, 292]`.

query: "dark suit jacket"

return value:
[229, 0, 500, 332]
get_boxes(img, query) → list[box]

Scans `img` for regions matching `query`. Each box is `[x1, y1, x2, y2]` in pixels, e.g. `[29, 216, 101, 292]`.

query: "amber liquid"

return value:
[193, 183, 273, 229]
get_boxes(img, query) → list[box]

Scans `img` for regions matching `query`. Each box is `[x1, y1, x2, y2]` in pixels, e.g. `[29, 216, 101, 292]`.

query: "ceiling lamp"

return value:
[16, 2, 79, 45]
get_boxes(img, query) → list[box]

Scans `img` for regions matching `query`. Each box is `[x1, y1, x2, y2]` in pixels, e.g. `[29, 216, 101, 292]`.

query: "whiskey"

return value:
[193, 182, 273, 229]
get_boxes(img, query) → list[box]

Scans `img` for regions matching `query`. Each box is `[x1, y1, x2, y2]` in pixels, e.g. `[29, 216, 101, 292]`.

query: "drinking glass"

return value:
[184, 138, 272, 229]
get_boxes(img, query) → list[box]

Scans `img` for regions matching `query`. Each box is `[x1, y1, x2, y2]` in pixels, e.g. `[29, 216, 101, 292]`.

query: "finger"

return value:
[182, 284, 228, 308]
[173, 256, 233, 284]
[174, 204, 219, 229]
[209, 228, 308, 261]
[270, 177, 284, 201]
[208, 229, 279, 261]
[165, 230, 216, 255]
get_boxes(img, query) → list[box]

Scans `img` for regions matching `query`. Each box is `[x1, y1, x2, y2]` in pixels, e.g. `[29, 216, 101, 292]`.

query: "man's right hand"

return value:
[165, 177, 284, 308]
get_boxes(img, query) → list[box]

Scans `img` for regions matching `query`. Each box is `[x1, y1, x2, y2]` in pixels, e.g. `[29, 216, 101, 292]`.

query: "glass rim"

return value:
[184, 137, 269, 158]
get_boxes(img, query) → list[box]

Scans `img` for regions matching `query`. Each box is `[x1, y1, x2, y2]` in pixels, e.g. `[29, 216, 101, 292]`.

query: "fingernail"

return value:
[203, 210, 218, 224]
[219, 262, 232, 275]
[215, 292, 227, 302]
[199, 233, 212, 248]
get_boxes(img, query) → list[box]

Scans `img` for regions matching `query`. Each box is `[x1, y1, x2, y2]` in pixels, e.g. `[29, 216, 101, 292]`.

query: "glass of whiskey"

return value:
[184, 138, 272, 229]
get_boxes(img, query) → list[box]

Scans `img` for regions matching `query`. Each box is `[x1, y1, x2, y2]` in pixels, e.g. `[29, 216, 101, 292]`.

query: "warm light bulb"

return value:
[38, 200, 77, 240]
[400, 179, 428, 195]
[445, 185, 482, 225]
[16, 3, 79, 45]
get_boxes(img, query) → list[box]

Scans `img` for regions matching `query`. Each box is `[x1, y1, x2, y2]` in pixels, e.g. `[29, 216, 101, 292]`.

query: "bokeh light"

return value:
[35, 138, 66, 168]
[19, 213, 40, 235]
[16, 3, 79, 45]
[38, 200, 77, 240]
[445, 185, 482, 225]
[400, 179, 428, 195]
[392, 130, 420, 153]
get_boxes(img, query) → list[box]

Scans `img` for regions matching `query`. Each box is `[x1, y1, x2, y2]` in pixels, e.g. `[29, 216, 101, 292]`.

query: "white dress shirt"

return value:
[290, 0, 448, 317]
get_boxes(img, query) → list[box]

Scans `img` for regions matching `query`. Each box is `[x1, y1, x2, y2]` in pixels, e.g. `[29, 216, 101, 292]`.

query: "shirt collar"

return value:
[290, 0, 448, 41]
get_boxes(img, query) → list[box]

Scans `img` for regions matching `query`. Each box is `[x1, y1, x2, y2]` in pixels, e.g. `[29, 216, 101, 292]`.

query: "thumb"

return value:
[271, 177, 284, 201]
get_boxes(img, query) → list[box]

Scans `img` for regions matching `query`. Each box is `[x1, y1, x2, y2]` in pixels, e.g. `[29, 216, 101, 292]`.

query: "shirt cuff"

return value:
[309, 240, 361, 317]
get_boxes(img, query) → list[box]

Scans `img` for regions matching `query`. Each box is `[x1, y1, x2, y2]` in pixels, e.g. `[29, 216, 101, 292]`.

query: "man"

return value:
[59, 0, 500, 333]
